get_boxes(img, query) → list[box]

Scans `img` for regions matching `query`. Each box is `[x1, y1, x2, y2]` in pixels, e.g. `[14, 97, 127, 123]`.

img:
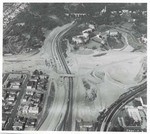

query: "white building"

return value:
[26, 91, 34, 96]
[8, 95, 16, 101]
[122, 9, 129, 13]
[28, 106, 39, 115]
[22, 105, 29, 114]
[88, 24, 95, 30]
[106, 30, 119, 37]
[10, 81, 20, 89]
[72, 36, 83, 44]
[82, 28, 93, 34]
[82, 33, 89, 38]
[140, 97, 147, 108]
[126, 106, 141, 122]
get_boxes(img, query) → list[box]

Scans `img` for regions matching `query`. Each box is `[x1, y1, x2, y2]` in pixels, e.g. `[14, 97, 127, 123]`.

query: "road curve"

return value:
[99, 81, 147, 131]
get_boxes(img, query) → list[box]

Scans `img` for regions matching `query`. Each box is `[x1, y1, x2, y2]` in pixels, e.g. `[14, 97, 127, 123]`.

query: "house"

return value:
[88, 24, 95, 30]
[82, 28, 93, 34]
[32, 97, 40, 103]
[22, 105, 29, 115]
[39, 75, 48, 80]
[9, 91, 17, 95]
[26, 91, 34, 96]
[12, 122, 24, 130]
[122, 9, 129, 13]
[78, 120, 95, 131]
[27, 81, 34, 89]
[72, 36, 84, 44]
[26, 118, 37, 127]
[11, 85, 20, 89]
[106, 30, 119, 37]
[82, 33, 89, 38]
[33, 102, 39, 107]
[22, 97, 28, 103]
[7, 94, 16, 102]
[30, 76, 39, 82]
[91, 35, 106, 45]
[10, 81, 20, 89]
[28, 106, 39, 115]
[16, 22, 25, 26]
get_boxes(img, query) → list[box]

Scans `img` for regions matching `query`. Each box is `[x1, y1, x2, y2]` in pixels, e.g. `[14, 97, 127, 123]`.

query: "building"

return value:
[27, 81, 34, 89]
[117, 115, 144, 132]
[88, 24, 95, 30]
[72, 36, 84, 44]
[77, 120, 95, 131]
[39, 75, 48, 80]
[28, 106, 39, 115]
[140, 35, 147, 44]
[122, 10, 129, 13]
[22, 97, 27, 103]
[126, 107, 141, 122]
[82, 33, 89, 38]
[92, 34, 107, 45]
[12, 122, 24, 130]
[140, 97, 147, 108]
[25, 118, 37, 127]
[26, 91, 34, 96]
[106, 30, 119, 37]
[82, 28, 93, 34]
[22, 105, 29, 115]
[10, 81, 20, 89]
[7, 94, 16, 102]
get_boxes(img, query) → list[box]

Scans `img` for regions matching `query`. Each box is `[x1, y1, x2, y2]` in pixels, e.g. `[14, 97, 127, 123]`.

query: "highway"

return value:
[55, 22, 77, 131]
[99, 81, 147, 131]
[39, 21, 76, 131]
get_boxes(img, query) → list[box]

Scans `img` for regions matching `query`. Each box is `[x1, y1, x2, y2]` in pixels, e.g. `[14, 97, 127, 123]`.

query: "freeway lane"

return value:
[55, 21, 77, 131]
[39, 21, 76, 130]
[99, 81, 147, 131]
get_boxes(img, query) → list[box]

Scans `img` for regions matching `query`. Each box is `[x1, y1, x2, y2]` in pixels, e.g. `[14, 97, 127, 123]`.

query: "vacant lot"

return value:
[85, 40, 100, 49]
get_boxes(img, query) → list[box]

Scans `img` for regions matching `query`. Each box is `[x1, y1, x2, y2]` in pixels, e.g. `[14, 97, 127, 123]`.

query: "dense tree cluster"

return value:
[5, 3, 147, 53]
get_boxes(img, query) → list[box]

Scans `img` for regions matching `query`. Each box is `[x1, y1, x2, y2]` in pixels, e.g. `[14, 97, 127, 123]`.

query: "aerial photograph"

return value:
[2, 3, 147, 132]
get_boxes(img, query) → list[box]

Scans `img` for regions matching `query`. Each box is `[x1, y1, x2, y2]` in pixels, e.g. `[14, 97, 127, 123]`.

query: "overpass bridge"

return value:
[60, 73, 75, 78]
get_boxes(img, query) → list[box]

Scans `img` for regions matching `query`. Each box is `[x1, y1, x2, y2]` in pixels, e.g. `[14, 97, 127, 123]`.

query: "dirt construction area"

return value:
[68, 47, 146, 122]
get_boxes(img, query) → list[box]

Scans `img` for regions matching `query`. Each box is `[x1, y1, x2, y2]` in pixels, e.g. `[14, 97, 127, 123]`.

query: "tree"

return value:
[33, 69, 39, 75]
[92, 46, 97, 50]
[39, 71, 43, 75]
[73, 45, 79, 50]
[118, 32, 122, 40]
